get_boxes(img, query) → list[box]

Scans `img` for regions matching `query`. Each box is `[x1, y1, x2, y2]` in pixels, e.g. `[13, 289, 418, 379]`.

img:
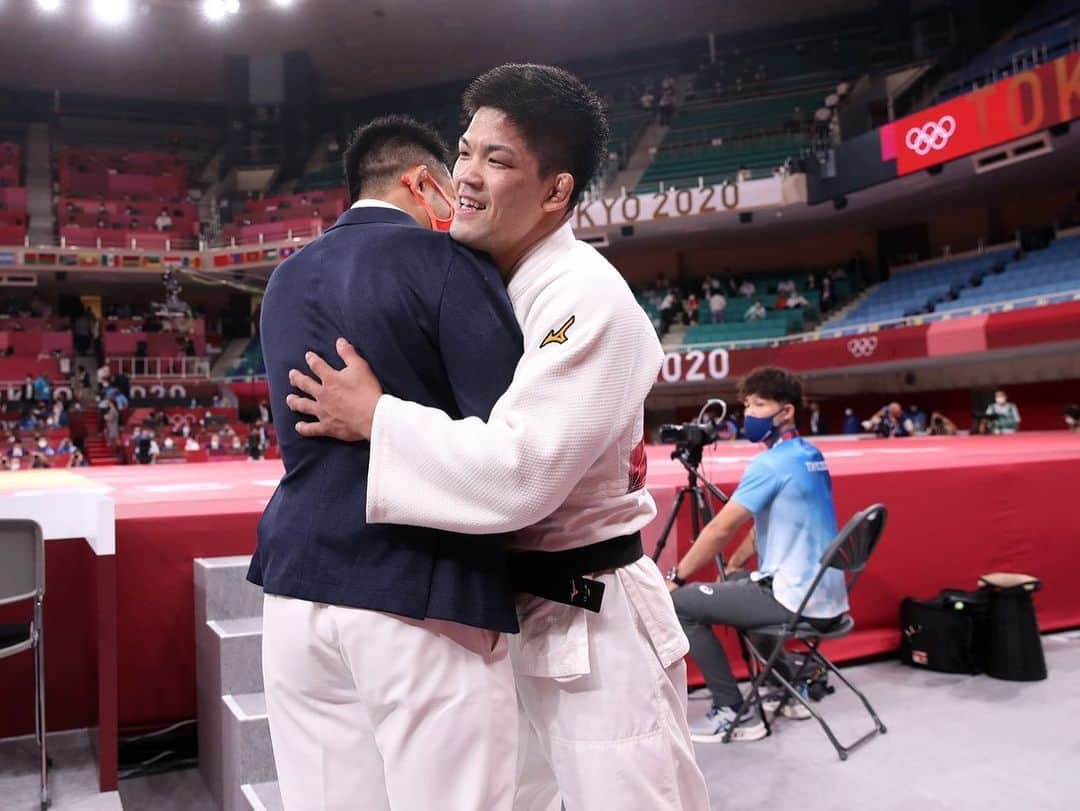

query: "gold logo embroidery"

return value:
[540, 315, 575, 348]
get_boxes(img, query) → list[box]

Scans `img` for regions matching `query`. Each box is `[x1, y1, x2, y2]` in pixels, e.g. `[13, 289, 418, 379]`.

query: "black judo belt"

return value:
[508, 533, 644, 613]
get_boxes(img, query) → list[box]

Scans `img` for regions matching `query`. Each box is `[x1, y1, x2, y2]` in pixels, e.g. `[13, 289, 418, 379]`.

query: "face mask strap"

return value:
[401, 170, 455, 232]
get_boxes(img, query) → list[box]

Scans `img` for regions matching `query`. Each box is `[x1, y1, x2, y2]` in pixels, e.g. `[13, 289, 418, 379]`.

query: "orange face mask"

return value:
[401, 171, 455, 232]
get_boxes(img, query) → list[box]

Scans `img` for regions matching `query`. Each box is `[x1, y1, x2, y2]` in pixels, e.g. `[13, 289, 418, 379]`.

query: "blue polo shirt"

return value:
[731, 436, 848, 619]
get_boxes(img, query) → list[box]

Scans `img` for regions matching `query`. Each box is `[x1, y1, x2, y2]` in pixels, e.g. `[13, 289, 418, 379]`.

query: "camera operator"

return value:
[667, 367, 847, 742]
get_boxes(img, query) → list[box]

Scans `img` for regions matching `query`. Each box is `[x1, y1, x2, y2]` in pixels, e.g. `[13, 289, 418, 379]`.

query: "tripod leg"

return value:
[650, 487, 690, 563]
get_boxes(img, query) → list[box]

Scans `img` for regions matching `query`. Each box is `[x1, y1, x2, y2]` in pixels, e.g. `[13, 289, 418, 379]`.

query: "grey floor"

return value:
[3, 631, 1078, 810]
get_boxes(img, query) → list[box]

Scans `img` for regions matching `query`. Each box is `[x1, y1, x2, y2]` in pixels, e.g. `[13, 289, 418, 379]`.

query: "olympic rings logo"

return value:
[847, 336, 878, 358]
[905, 115, 957, 156]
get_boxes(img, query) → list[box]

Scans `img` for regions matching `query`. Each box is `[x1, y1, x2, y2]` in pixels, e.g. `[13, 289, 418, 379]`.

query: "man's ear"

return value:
[542, 173, 574, 213]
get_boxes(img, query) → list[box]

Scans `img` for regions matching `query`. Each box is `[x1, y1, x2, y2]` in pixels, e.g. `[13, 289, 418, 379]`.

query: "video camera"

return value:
[658, 399, 728, 458]
[659, 420, 719, 450]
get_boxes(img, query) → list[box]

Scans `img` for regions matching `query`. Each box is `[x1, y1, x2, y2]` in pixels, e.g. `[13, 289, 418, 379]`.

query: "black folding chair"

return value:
[0, 519, 49, 808]
[726, 504, 888, 760]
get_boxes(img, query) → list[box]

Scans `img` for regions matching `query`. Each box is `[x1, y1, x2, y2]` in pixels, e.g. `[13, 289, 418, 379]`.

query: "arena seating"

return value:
[828, 253, 1009, 328]
[0, 142, 27, 245]
[939, 3, 1079, 99]
[222, 189, 348, 244]
[936, 235, 1080, 313]
[827, 234, 1080, 328]
[56, 148, 196, 249]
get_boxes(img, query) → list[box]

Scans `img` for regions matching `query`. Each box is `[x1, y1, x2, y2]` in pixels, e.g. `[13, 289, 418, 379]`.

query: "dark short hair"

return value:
[342, 114, 451, 202]
[463, 63, 609, 212]
[738, 367, 804, 413]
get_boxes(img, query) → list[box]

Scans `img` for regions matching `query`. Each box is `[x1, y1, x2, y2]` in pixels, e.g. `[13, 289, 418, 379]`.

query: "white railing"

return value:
[678, 287, 1080, 351]
[107, 356, 211, 379]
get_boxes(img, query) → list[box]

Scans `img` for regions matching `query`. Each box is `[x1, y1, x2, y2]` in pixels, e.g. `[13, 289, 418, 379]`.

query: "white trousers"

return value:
[261, 594, 518, 811]
[511, 558, 711, 811]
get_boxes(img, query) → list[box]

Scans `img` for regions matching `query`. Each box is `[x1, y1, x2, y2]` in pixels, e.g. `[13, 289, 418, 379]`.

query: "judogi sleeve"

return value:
[366, 276, 662, 533]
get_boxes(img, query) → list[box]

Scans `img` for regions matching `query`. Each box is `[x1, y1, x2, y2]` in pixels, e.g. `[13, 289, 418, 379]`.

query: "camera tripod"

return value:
[651, 441, 730, 572]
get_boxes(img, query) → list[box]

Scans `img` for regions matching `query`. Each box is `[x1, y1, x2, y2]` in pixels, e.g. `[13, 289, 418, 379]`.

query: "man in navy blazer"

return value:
[249, 116, 522, 811]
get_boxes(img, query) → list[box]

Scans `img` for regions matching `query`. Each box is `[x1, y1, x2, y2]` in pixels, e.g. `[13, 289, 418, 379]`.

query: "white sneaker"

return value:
[690, 705, 767, 743]
[761, 684, 812, 720]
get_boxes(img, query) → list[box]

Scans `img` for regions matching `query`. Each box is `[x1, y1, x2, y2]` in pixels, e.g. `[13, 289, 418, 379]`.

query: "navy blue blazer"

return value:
[247, 206, 523, 633]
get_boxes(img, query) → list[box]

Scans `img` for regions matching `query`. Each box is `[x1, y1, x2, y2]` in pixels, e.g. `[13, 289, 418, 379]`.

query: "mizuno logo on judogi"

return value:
[540, 315, 575, 348]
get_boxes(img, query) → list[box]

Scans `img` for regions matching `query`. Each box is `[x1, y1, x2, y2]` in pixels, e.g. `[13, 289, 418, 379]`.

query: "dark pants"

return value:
[672, 572, 797, 708]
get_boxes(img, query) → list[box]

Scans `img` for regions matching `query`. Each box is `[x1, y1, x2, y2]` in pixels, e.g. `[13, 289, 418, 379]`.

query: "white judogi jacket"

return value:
[367, 222, 688, 670]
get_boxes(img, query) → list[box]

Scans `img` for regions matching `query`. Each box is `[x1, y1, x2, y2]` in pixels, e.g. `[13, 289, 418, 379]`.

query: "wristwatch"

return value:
[667, 567, 686, 587]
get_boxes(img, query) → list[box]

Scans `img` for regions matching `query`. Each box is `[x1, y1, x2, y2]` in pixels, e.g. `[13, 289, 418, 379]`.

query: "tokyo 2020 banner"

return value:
[881, 51, 1080, 176]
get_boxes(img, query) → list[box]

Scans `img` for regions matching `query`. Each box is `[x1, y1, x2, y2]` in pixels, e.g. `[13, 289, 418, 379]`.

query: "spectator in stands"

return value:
[184, 436, 200, 452]
[113, 369, 130, 398]
[744, 301, 767, 322]
[34, 435, 54, 456]
[67, 449, 88, 468]
[103, 398, 120, 444]
[209, 434, 222, 452]
[1066, 404, 1080, 433]
[658, 85, 676, 126]
[659, 289, 679, 334]
[985, 390, 1020, 434]
[777, 279, 796, 296]
[31, 451, 50, 470]
[258, 400, 271, 425]
[928, 412, 958, 436]
[32, 373, 51, 403]
[20, 374, 34, 413]
[162, 435, 176, 452]
[907, 404, 928, 434]
[55, 437, 75, 455]
[821, 277, 833, 312]
[785, 291, 809, 309]
[135, 429, 159, 464]
[738, 278, 756, 297]
[9, 439, 26, 459]
[231, 435, 244, 452]
[97, 363, 111, 390]
[685, 293, 700, 325]
[865, 403, 913, 438]
[0, 456, 9, 472]
[775, 291, 788, 310]
[809, 401, 826, 435]
[708, 289, 727, 323]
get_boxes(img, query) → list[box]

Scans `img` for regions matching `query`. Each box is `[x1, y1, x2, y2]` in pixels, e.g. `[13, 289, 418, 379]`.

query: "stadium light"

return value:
[36, 0, 62, 13]
[225, 0, 240, 13]
[272, 0, 296, 7]
[202, 0, 227, 22]
[91, 0, 134, 26]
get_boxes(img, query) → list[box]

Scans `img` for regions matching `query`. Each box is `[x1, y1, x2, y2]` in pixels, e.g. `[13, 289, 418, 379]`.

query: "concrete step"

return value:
[241, 780, 284, 811]
[194, 555, 261, 624]
[221, 692, 275, 811]
[195, 557, 267, 811]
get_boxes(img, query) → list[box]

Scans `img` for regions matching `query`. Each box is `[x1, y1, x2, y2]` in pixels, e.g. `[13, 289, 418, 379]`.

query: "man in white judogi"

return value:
[289, 64, 710, 811]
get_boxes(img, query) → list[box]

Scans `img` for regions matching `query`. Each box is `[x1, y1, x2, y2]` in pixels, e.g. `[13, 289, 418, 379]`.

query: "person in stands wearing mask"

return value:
[668, 366, 848, 742]
[247, 114, 523, 810]
[985, 389, 1021, 434]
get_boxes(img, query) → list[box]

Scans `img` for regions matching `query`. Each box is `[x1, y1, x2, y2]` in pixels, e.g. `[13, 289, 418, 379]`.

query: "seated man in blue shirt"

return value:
[668, 366, 848, 741]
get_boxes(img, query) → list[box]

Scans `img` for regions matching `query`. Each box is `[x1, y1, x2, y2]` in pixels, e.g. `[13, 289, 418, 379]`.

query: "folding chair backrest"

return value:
[822, 503, 888, 593]
[787, 504, 887, 623]
[0, 520, 44, 606]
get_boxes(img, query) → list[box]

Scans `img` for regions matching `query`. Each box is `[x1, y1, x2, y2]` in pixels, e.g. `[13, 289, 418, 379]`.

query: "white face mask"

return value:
[995, 396, 1007, 405]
